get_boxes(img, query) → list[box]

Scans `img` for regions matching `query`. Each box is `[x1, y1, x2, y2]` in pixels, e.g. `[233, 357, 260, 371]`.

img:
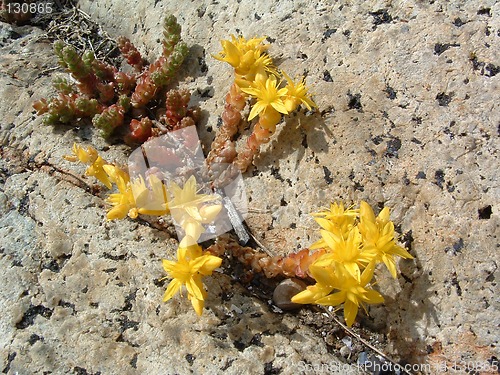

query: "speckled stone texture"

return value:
[0, 0, 499, 374]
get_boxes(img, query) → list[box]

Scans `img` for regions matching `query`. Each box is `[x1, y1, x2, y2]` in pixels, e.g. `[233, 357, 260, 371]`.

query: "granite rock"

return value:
[1, 0, 499, 373]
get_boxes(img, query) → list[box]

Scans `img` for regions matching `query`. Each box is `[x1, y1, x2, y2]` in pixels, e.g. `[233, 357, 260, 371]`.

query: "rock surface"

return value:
[1, 0, 499, 374]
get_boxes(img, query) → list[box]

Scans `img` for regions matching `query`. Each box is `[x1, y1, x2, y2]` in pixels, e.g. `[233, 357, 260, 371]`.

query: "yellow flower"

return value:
[314, 227, 373, 281]
[292, 257, 384, 327]
[131, 175, 169, 216]
[309, 202, 359, 248]
[102, 163, 130, 185]
[282, 71, 317, 112]
[213, 35, 269, 71]
[241, 75, 288, 123]
[290, 261, 338, 304]
[168, 176, 222, 244]
[315, 261, 384, 327]
[103, 166, 170, 220]
[64, 143, 112, 189]
[214, 35, 277, 88]
[312, 202, 358, 222]
[236, 52, 276, 86]
[231, 35, 269, 55]
[358, 201, 413, 278]
[162, 243, 222, 316]
[103, 165, 137, 220]
[213, 38, 242, 68]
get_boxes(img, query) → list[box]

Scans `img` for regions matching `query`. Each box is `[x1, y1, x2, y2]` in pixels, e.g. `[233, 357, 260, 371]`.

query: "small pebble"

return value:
[272, 278, 307, 310]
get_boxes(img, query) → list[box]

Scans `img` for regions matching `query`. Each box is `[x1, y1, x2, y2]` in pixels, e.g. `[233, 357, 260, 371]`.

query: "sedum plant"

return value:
[65, 144, 413, 323]
[33, 15, 194, 144]
[59, 20, 414, 324]
[290, 202, 414, 327]
[206, 35, 316, 174]
[206, 202, 413, 327]
[65, 143, 225, 316]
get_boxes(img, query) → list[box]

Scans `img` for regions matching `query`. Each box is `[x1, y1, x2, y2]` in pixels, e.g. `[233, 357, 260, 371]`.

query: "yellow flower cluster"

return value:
[65, 143, 222, 230]
[65, 143, 224, 316]
[64, 143, 113, 189]
[65, 143, 169, 220]
[214, 35, 316, 131]
[292, 202, 413, 327]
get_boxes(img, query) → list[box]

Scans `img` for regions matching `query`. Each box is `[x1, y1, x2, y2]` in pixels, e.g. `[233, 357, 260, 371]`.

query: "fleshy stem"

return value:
[92, 104, 126, 138]
[33, 94, 102, 125]
[130, 42, 188, 108]
[54, 42, 99, 98]
[117, 36, 144, 72]
[163, 14, 181, 57]
[125, 117, 153, 144]
[130, 15, 187, 108]
[165, 88, 191, 128]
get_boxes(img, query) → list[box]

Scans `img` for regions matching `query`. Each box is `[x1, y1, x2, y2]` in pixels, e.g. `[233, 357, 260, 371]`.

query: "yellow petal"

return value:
[162, 259, 177, 273]
[346, 291, 360, 306]
[186, 276, 204, 301]
[364, 290, 384, 304]
[291, 288, 317, 305]
[270, 100, 288, 115]
[240, 86, 260, 97]
[184, 175, 197, 193]
[377, 207, 391, 223]
[314, 217, 337, 232]
[199, 204, 222, 222]
[248, 101, 265, 120]
[390, 244, 414, 259]
[309, 238, 326, 250]
[343, 262, 361, 282]
[300, 96, 315, 111]
[106, 205, 128, 220]
[343, 300, 358, 327]
[190, 296, 205, 316]
[163, 279, 182, 301]
[309, 239, 327, 250]
[184, 206, 204, 222]
[219, 40, 241, 67]
[360, 260, 377, 286]
[320, 229, 339, 250]
[382, 254, 398, 278]
[360, 201, 376, 223]
[138, 208, 169, 216]
[184, 220, 204, 242]
[63, 154, 79, 162]
[253, 67, 269, 84]
[179, 236, 197, 250]
[308, 263, 337, 287]
[190, 254, 217, 273]
[167, 181, 182, 202]
[316, 291, 346, 306]
[198, 255, 223, 275]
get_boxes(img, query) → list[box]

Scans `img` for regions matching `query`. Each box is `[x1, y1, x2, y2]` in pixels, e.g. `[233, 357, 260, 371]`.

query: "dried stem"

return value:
[319, 307, 414, 375]
[206, 83, 246, 167]
[233, 121, 272, 172]
[206, 234, 325, 279]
